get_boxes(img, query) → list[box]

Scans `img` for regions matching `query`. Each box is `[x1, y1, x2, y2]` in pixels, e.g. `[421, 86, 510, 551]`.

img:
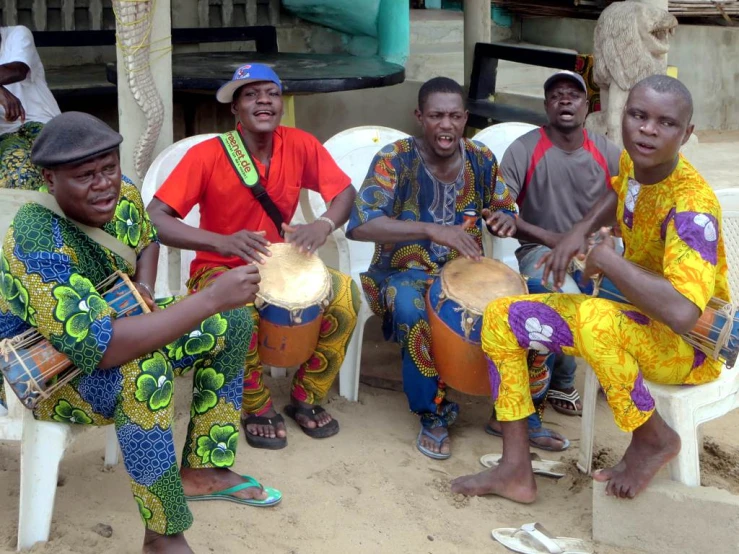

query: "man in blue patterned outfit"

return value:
[346, 77, 521, 460]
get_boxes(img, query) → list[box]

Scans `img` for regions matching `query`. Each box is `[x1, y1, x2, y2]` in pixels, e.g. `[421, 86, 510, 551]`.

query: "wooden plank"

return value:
[268, 0, 280, 25]
[90, 0, 104, 30]
[222, 0, 234, 27]
[246, 0, 257, 25]
[32, 0, 47, 31]
[3, 0, 17, 26]
[198, 0, 210, 27]
[61, 0, 75, 30]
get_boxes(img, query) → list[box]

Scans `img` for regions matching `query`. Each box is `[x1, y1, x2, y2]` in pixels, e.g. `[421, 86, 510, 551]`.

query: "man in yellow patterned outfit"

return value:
[452, 75, 729, 501]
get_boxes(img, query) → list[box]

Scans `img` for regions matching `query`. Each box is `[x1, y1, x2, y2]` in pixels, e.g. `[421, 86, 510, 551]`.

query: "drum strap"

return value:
[7, 190, 138, 270]
[219, 130, 285, 238]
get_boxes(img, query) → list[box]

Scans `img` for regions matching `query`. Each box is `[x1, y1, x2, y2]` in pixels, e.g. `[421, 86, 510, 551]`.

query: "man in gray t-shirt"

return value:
[499, 71, 620, 420]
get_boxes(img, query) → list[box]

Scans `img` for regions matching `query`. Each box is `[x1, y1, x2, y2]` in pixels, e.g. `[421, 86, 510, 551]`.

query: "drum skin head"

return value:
[256, 243, 331, 309]
[441, 257, 527, 314]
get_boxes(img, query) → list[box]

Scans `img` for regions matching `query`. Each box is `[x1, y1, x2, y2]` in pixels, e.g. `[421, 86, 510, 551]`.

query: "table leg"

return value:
[282, 94, 296, 127]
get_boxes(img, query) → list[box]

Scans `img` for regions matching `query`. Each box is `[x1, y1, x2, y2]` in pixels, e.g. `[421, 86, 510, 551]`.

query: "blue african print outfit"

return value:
[0, 179, 253, 535]
[346, 137, 519, 428]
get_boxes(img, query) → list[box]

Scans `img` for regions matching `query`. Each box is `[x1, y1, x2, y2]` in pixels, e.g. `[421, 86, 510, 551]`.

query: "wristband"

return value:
[135, 281, 155, 300]
[316, 216, 336, 232]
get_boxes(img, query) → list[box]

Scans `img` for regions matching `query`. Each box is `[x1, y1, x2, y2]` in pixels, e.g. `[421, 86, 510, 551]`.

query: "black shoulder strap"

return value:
[219, 130, 285, 237]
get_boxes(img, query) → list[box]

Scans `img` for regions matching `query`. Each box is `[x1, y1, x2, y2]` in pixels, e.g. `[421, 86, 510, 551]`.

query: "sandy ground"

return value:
[1, 135, 739, 554]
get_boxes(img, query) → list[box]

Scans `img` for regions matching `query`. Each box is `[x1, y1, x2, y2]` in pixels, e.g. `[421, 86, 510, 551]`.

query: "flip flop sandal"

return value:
[416, 427, 451, 460]
[547, 389, 583, 416]
[242, 414, 287, 450]
[492, 522, 590, 554]
[284, 404, 340, 439]
[480, 453, 566, 479]
[185, 475, 282, 507]
[485, 424, 570, 452]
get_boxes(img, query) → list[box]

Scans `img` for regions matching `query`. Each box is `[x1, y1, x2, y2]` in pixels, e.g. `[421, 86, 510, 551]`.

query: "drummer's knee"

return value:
[392, 293, 426, 323]
[216, 305, 255, 345]
[576, 297, 626, 344]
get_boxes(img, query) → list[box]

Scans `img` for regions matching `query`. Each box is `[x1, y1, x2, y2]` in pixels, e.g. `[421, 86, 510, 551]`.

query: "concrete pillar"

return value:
[464, 0, 491, 88]
[116, 1, 174, 183]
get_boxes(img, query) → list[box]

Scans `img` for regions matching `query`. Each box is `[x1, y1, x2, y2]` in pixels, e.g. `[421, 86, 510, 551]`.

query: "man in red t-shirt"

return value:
[148, 63, 359, 450]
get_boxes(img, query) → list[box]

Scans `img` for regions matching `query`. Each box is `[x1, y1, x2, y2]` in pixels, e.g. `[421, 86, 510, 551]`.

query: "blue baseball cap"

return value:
[216, 63, 283, 103]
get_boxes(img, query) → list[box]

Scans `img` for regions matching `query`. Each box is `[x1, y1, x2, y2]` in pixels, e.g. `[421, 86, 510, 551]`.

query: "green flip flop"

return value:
[185, 475, 282, 507]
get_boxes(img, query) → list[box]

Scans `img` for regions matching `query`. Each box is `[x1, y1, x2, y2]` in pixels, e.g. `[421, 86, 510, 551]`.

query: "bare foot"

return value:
[450, 461, 537, 503]
[243, 406, 287, 439]
[593, 415, 681, 499]
[291, 399, 333, 429]
[419, 427, 451, 456]
[486, 417, 568, 451]
[180, 467, 267, 502]
[142, 531, 193, 553]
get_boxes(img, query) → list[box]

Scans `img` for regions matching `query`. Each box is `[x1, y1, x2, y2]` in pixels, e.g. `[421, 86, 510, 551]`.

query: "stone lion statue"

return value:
[585, 1, 678, 148]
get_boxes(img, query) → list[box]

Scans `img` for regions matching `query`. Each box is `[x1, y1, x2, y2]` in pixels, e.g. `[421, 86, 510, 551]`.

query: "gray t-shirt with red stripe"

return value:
[500, 127, 621, 261]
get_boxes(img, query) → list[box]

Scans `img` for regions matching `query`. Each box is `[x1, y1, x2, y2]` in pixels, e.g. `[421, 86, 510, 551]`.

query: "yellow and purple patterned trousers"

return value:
[189, 266, 360, 415]
[482, 293, 722, 432]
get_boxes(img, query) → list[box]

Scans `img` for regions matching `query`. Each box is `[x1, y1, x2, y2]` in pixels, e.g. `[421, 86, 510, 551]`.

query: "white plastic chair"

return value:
[472, 122, 535, 271]
[141, 134, 217, 297]
[0, 190, 118, 551]
[322, 126, 410, 401]
[578, 188, 739, 486]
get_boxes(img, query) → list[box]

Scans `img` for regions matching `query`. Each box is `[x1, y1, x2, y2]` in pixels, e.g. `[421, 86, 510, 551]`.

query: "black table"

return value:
[107, 52, 405, 132]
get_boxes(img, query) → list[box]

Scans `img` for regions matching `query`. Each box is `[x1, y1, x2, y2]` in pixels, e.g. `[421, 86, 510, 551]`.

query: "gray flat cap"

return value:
[31, 112, 123, 168]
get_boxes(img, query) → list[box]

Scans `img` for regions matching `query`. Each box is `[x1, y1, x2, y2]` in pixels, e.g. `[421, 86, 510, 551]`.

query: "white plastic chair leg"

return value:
[17, 411, 72, 550]
[577, 364, 599, 474]
[103, 425, 119, 468]
[339, 308, 371, 402]
[656, 398, 701, 487]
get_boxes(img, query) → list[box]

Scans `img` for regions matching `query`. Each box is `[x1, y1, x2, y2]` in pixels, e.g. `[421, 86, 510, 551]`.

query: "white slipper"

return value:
[492, 523, 591, 554]
[480, 453, 566, 479]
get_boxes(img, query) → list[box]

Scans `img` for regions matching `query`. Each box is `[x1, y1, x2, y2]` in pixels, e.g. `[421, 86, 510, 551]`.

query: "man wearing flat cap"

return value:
[484, 71, 621, 448]
[149, 63, 360, 450]
[0, 112, 281, 553]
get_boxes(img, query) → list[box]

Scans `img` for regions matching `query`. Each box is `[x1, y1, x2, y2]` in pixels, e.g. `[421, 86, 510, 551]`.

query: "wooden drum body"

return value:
[255, 243, 332, 367]
[0, 272, 149, 409]
[426, 258, 527, 396]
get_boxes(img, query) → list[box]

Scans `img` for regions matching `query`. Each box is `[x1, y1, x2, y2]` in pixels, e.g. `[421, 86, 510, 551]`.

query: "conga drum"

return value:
[426, 257, 528, 395]
[255, 243, 332, 367]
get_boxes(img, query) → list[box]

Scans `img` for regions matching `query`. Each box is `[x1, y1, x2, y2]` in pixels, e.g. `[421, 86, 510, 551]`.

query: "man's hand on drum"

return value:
[536, 225, 590, 289]
[428, 224, 482, 261]
[580, 227, 616, 282]
[134, 283, 158, 312]
[482, 209, 516, 238]
[215, 230, 271, 264]
[208, 265, 261, 310]
[281, 220, 332, 255]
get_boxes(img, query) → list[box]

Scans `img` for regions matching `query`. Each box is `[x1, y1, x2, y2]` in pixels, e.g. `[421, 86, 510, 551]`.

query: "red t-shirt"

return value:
[155, 126, 351, 277]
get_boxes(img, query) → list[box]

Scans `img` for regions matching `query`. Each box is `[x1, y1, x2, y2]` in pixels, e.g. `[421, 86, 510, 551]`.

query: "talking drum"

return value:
[427, 257, 528, 396]
[0, 272, 150, 409]
[255, 243, 332, 367]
